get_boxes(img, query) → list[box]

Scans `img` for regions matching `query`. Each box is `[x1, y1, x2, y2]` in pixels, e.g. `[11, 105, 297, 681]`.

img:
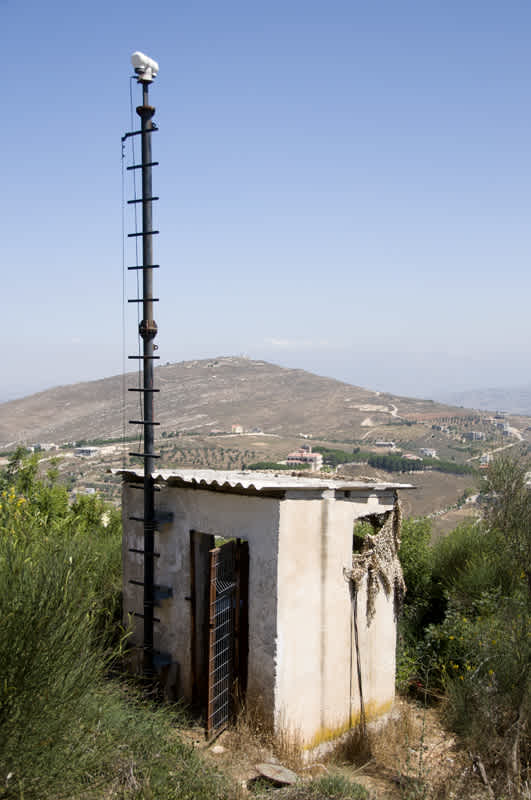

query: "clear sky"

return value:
[3, 0, 530, 402]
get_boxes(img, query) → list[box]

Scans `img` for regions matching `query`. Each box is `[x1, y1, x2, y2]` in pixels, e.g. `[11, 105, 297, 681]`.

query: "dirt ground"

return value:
[187, 699, 496, 800]
[339, 465, 477, 521]
[429, 505, 481, 540]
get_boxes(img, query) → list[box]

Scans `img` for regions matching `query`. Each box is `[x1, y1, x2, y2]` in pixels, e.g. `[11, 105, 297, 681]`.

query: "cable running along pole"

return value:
[126, 51, 160, 676]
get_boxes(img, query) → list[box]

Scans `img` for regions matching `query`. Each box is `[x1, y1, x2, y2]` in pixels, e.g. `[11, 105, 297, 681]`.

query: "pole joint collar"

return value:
[139, 319, 158, 338]
[136, 104, 155, 120]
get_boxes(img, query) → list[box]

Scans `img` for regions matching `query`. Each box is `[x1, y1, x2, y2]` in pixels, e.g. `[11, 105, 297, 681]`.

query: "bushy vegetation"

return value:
[313, 446, 476, 475]
[3, 444, 528, 797]
[398, 455, 530, 796]
[313, 447, 371, 467]
[0, 448, 230, 799]
[368, 452, 476, 475]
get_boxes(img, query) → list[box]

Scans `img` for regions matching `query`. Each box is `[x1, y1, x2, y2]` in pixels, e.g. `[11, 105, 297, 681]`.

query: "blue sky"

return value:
[3, 0, 530, 401]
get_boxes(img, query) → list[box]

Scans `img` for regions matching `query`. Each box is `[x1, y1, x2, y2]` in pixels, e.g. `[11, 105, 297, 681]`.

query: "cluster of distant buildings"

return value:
[375, 441, 439, 460]
[27, 442, 59, 453]
[26, 442, 101, 457]
[464, 421, 509, 439]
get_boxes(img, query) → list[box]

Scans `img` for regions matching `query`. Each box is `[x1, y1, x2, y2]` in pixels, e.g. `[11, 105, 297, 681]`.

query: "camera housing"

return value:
[131, 51, 159, 82]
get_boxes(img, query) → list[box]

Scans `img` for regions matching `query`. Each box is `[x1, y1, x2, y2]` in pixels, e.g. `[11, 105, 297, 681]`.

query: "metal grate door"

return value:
[206, 541, 237, 737]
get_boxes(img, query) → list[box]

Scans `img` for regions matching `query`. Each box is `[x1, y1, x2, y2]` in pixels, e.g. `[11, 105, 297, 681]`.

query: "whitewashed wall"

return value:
[122, 480, 399, 746]
[123, 485, 281, 709]
[275, 489, 397, 746]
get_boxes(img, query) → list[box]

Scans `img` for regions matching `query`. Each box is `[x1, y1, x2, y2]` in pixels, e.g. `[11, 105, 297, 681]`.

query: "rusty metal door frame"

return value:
[207, 540, 237, 737]
[190, 533, 248, 738]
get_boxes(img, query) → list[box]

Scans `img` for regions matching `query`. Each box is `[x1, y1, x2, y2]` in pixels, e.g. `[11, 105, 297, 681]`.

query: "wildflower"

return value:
[452, 664, 459, 670]
[488, 669, 494, 676]
[466, 665, 471, 671]
[459, 676, 464, 681]
[449, 635, 454, 640]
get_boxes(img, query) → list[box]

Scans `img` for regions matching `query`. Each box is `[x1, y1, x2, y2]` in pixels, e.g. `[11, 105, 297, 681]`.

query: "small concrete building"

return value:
[419, 448, 437, 458]
[119, 468, 411, 747]
[75, 446, 100, 457]
[464, 431, 486, 442]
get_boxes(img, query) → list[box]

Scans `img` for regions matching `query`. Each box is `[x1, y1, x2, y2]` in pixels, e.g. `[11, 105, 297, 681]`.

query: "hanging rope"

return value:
[351, 582, 367, 737]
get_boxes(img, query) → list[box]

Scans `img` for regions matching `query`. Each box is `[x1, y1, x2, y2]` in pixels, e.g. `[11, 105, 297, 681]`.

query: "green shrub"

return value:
[399, 518, 433, 609]
[397, 455, 531, 791]
[0, 450, 232, 799]
[253, 774, 368, 799]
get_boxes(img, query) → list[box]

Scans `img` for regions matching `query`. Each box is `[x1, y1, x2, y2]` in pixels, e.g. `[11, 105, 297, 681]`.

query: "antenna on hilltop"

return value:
[123, 52, 171, 677]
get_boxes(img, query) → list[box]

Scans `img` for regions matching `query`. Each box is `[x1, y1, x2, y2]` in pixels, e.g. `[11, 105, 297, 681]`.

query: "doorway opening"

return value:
[190, 531, 249, 737]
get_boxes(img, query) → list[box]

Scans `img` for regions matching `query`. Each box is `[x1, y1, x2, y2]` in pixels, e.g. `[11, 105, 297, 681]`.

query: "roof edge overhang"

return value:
[111, 468, 414, 499]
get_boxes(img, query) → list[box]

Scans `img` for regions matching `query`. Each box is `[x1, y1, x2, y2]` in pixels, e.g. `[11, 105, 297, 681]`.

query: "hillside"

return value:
[0, 356, 513, 448]
[1, 357, 529, 524]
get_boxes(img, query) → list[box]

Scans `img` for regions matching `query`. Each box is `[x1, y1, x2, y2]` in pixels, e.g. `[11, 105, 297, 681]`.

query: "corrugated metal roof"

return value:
[113, 467, 413, 494]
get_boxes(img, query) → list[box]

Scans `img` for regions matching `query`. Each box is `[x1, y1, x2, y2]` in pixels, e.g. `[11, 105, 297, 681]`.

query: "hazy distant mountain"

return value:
[435, 386, 531, 416]
[0, 356, 475, 449]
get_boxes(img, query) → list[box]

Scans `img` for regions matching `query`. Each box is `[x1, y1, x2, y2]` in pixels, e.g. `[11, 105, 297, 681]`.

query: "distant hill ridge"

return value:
[0, 356, 506, 449]
[436, 385, 531, 417]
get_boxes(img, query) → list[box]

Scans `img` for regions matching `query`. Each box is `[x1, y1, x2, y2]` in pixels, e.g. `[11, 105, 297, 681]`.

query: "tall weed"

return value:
[0, 451, 231, 799]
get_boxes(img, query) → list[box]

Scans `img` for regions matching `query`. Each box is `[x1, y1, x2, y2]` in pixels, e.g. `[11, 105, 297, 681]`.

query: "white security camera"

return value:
[131, 51, 159, 82]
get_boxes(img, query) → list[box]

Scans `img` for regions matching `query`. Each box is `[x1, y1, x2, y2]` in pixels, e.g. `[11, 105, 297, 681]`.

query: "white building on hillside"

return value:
[286, 445, 323, 471]
[119, 468, 413, 747]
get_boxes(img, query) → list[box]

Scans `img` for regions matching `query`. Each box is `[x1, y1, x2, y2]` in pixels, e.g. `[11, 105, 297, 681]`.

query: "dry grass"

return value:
[201, 698, 504, 799]
[369, 703, 422, 770]
[225, 700, 306, 774]
[322, 700, 488, 800]
[220, 704, 372, 799]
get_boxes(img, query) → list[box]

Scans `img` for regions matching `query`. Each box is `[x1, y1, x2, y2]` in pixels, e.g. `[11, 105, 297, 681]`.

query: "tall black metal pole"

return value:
[138, 80, 157, 676]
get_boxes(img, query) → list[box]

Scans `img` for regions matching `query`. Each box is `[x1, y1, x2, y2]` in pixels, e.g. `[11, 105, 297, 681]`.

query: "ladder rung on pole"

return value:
[128, 197, 159, 204]
[128, 298, 159, 303]
[128, 548, 160, 557]
[127, 161, 159, 170]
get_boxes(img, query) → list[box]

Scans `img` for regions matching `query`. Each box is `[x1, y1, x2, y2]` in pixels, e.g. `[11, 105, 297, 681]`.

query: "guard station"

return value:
[119, 468, 411, 747]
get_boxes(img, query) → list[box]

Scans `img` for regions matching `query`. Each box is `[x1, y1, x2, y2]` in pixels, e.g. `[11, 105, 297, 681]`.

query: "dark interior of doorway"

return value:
[190, 531, 249, 737]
